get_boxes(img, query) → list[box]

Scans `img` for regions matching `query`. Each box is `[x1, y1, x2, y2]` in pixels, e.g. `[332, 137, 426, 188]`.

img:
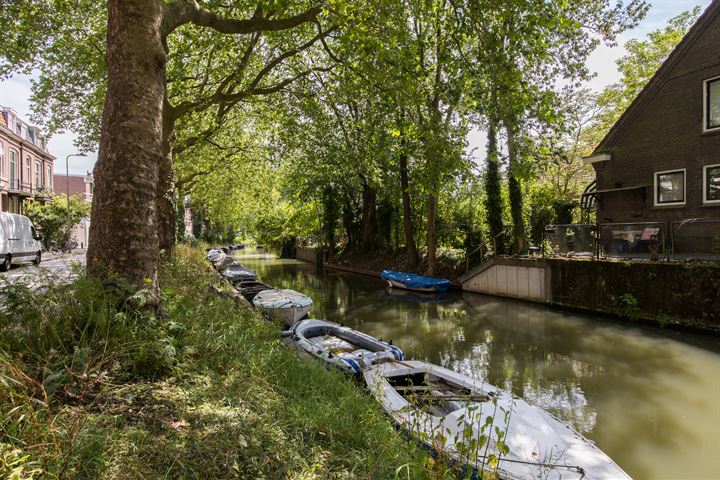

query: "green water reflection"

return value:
[237, 253, 720, 480]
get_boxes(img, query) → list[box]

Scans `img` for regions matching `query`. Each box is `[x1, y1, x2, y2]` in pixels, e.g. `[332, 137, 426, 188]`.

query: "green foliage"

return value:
[23, 195, 91, 249]
[0, 246, 431, 478]
[591, 7, 701, 144]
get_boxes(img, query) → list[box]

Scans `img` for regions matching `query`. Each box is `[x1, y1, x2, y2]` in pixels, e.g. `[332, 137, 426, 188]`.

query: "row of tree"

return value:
[0, 0, 700, 293]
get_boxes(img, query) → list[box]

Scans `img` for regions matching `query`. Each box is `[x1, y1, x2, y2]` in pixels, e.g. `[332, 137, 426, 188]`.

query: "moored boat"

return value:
[252, 288, 312, 326]
[283, 319, 404, 374]
[221, 263, 258, 283]
[234, 281, 273, 302]
[363, 360, 631, 480]
[381, 270, 450, 293]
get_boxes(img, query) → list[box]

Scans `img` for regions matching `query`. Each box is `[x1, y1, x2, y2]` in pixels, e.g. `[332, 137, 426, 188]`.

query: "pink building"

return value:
[0, 106, 56, 213]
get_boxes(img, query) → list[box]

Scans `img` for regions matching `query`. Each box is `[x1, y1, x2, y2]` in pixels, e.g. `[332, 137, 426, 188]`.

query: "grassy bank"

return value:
[0, 245, 437, 479]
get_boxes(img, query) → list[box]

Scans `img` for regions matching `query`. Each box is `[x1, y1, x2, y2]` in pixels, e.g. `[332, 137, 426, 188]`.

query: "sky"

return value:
[0, 0, 712, 175]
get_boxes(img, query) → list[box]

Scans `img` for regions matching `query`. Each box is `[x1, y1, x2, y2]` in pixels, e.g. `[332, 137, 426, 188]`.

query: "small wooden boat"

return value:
[252, 288, 312, 326]
[282, 319, 404, 375]
[381, 270, 450, 293]
[221, 263, 257, 282]
[363, 361, 631, 480]
[234, 281, 273, 302]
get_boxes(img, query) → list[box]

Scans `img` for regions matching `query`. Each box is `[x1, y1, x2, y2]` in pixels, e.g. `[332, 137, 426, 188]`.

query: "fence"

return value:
[597, 222, 666, 260]
[543, 220, 720, 262]
[670, 219, 720, 261]
[543, 224, 596, 256]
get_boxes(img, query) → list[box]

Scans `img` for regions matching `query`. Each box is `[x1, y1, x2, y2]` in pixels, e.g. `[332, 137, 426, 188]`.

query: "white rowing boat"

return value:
[363, 360, 631, 480]
[252, 288, 313, 326]
[283, 319, 404, 374]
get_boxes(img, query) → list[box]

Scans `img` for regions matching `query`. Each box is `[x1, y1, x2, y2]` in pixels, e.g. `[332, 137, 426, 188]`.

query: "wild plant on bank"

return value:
[0, 245, 431, 479]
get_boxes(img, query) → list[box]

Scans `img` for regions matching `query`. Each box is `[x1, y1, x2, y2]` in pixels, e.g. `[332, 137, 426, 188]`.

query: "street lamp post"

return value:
[65, 153, 87, 245]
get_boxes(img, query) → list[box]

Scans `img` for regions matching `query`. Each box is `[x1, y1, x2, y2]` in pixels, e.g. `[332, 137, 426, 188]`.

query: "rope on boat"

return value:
[489, 457, 586, 476]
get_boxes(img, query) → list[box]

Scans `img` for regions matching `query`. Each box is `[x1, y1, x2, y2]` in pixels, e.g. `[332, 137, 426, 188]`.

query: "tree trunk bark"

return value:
[399, 148, 418, 265]
[157, 140, 176, 252]
[87, 0, 166, 289]
[426, 193, 437, 276]
[485, 117, 504, 255]
[360, 180, 377, 250]
[505, 119, 525, 255]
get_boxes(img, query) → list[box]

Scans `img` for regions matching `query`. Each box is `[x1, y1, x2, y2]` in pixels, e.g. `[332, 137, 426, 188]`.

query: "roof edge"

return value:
[593, 0, 720, 152]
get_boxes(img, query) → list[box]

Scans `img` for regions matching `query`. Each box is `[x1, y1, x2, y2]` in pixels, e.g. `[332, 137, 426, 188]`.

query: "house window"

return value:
[654, 169, 686, 206]
[47, 166, 52, 190]
[34, 161, 41, 188]
[89, 182, 94, 195]
[0, 141, 4, 178]
[704, 164, 720, 204]
[9, 150, 17, 186]
[705, 76, 720, 131]
[25, 157, 31, 185]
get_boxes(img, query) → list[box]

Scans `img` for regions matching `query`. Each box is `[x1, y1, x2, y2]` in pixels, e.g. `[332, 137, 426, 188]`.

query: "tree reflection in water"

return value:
[237, 252, 720, 480]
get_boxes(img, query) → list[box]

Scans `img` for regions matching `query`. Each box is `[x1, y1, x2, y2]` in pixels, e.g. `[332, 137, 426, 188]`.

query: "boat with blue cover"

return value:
[381, 270, 450, 293]
[282, 319, 404, 375]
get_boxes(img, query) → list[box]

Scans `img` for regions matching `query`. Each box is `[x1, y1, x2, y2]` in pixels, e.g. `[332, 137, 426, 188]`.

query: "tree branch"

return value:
[163, 1, 322, 37]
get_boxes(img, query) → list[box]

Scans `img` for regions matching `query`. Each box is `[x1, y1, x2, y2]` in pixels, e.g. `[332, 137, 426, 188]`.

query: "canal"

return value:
[237, 251, 720, 480]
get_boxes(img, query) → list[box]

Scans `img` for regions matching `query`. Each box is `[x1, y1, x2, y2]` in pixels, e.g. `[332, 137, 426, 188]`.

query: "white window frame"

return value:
[34, 160, 41, 188]
[0, 141, 4, 178]
[8, 149, 18, 185]
[654, 168, 686, 207]
[703, 164, 720, 204]
[703, 75, 720, 133]
[25, 157, 31, 184]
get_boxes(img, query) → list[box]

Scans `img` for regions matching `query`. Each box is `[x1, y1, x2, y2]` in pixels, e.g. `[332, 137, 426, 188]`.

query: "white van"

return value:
[0, 213, 42, 271]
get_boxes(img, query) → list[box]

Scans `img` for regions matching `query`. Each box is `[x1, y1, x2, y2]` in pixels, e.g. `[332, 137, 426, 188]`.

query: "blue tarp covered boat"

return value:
[381, 270, 450, 293]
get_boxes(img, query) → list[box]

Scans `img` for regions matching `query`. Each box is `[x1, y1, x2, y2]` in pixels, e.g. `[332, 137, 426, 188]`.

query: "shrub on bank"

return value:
[0, 245, 435, 479]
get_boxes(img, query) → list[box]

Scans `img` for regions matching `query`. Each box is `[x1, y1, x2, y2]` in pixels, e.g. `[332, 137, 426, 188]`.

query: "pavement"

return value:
[0, 249, 87, 288]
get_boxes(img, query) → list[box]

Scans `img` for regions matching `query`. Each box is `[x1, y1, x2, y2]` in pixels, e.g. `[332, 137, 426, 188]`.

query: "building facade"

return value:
[53, 172, 94, 247]
[0, 106, 56, 213]
[584, 1, 720, 224]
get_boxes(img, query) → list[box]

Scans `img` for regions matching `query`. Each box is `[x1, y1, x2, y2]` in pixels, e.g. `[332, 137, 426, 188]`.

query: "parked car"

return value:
[0, 213, 43, 271]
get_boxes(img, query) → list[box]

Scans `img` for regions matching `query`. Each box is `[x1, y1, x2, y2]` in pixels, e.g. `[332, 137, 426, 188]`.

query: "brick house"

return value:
[54, 172, 94, 247]
[583, 1, 720, 228]
[0, 106, 56, 213]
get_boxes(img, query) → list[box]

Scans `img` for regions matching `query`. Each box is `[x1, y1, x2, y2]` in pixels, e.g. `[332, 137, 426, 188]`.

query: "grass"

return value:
[0, 245, 438, 479]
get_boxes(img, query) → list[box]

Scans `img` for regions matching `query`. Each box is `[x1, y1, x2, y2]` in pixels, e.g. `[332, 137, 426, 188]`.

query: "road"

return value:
[0, 249, 87, 288]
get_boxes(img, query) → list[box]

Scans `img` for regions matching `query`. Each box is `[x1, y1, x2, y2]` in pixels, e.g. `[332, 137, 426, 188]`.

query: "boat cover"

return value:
[381, 270, 450, 292]
[286, 319, 403, 374]
[253, 289, 312, 310]
[206, 248, 227, 264]
[221, 263, 257, 281]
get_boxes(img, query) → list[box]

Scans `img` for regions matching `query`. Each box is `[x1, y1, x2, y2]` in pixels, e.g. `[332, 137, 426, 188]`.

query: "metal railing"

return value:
[597, 222, 666, 260]
[670, 219, 720, 262]
[543, 224, 596, 256]
[4, 179, 52, 197]
[543, 219, 720, 262]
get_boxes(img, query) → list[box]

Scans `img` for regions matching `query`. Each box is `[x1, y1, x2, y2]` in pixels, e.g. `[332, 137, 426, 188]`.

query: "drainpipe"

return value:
[18, 143, 23, 214]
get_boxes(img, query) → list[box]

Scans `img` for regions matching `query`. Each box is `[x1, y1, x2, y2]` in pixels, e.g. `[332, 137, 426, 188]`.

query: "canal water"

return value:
[236, 251, 720, 480]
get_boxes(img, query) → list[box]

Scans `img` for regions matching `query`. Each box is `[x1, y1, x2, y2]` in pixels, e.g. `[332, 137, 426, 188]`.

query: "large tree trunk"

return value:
[399, 147, 418, 265]
[360, 180, 377, 250]
[426, 193, 438, 276]
[87, 0, 166, 289]
[505, 119, 525, 254]
[485, 117, 504, 255]
[157, 141, 176, 252]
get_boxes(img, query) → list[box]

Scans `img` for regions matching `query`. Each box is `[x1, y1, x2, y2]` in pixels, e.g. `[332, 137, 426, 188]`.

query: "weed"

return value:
[0, 245, 431, 478]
